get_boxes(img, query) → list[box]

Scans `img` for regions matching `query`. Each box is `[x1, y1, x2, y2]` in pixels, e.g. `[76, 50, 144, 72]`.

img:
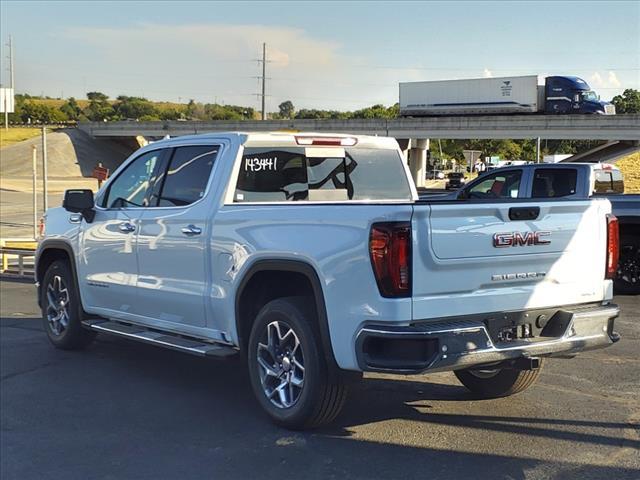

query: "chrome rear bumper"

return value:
[355, 304, 620, 374]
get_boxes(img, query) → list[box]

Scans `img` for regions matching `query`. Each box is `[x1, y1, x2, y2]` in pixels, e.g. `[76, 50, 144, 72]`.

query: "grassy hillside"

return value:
[30, 98, 186, 113]
[0, 127, 49, 148]
[617, 151, 640, 193]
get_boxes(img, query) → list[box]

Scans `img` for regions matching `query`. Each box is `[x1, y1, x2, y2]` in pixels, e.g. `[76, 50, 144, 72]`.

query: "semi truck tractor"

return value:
[399, 75, 616, 116]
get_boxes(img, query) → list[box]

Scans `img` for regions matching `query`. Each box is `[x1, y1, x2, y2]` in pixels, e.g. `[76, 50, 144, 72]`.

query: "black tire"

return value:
[454, 360, 544, 398]
[247, 297, 352, 429]
[40, 260, 96, 350]
[614, 233, 639, 295]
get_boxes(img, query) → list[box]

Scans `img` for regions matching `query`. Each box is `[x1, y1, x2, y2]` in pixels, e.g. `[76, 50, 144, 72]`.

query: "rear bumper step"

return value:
[82, 319, 238, 358]
[355, 304, 620, 374]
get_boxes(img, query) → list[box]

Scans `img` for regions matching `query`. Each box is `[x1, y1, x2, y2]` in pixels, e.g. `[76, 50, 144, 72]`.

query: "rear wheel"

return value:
[614, 233, 639, 295]
[454, 360, 543, 397]
[40, 260, 96, 350]
[247, 297, 352, 429]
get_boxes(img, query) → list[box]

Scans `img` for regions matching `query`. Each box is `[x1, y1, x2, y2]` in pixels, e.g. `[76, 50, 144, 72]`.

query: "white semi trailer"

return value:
[399, 75, 615, 116]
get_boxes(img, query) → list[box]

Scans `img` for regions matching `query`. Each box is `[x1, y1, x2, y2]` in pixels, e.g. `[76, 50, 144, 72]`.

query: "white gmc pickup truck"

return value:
[35, 132, 621, 429]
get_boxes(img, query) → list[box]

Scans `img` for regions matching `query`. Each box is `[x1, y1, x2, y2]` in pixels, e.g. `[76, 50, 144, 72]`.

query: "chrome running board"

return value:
[82, 319, 237, 358]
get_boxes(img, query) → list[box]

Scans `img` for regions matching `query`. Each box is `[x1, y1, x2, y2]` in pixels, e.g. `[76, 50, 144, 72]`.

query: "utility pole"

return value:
[3, 35, 14, 131]
[9, 35, 14, 90]
[42, 127, 48, 212]
[32, 145, 37, 239]
[255, 43, 270, 120]
[261, 43, 266, 120]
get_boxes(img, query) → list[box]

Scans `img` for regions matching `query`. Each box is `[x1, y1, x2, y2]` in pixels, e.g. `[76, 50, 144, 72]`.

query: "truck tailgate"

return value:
[411, 199, 612, 321]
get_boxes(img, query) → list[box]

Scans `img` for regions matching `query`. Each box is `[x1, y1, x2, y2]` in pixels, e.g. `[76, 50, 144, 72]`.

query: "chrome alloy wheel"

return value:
[256, 321, 305, 409]
[46, 275, 70, 336]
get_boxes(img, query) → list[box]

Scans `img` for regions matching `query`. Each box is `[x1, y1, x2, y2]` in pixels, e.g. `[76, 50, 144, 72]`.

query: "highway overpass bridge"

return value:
[79, 114, 639, 187]
[80, 114, 640, 141]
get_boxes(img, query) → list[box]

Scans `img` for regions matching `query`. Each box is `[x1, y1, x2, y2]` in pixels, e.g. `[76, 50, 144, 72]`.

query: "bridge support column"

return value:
[409, 139, 429, 188]
[396, 139, 410, 163]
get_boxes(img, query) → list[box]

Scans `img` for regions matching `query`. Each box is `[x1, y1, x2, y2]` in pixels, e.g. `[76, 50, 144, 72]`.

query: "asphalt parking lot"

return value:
[1, 279, 638, 480]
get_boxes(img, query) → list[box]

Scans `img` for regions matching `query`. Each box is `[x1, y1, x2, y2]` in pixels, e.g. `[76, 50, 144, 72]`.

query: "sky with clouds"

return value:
[0, 1, 638, 111]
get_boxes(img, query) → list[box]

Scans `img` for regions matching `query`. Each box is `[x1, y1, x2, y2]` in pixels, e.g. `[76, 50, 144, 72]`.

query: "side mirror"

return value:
[63, 189, 95, 222]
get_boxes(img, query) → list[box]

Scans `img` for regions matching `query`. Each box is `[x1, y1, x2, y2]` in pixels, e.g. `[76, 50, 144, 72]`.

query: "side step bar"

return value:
[82, 319, 238, 358]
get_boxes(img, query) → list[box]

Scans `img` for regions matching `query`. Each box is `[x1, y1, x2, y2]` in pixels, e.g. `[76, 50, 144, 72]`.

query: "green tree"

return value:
[113, 96, 157, 120]
[611, 89, 640, 114]
[494, 140, 523, 161]
[16, 100, 66, 123]
[186, 99, 206, 120]
[84, 91, 114, 121]
[278, 100, 295, 119]
[86, 91, 109, 103]
[60, 97, 82, 121]
[159, 108, 184, 121]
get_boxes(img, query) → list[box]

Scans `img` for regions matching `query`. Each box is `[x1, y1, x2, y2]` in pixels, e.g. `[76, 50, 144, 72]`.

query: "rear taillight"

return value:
[369, 222, 411, 297]
[605, 214, 619, 279]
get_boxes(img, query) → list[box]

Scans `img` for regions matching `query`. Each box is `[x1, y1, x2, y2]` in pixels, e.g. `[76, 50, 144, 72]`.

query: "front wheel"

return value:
[40, 260, 96, 350]
[247, 297, 352, 429]
[454, 361, 543, 398]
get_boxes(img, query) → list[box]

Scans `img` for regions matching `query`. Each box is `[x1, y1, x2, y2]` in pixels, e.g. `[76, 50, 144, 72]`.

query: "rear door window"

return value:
[531, 168, 577, 198]
[153, 145, 219, 207]
[234, 147, 411, 202]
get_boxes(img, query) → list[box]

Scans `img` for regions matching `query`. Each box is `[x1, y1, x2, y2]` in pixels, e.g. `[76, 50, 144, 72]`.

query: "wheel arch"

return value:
[234, 259, 337, 369]
[36, 240, 80, 309]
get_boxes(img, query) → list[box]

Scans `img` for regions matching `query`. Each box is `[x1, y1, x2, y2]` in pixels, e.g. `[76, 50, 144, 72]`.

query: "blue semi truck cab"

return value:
[544, 76, 616, 114]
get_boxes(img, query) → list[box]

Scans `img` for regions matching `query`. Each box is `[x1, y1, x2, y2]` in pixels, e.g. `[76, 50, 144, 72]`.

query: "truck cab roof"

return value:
[147, 132, 400, 150]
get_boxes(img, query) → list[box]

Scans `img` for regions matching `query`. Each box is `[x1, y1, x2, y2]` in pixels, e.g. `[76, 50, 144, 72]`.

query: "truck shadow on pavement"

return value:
[334, 377, 639, 446]
[2, 316, 638, 480]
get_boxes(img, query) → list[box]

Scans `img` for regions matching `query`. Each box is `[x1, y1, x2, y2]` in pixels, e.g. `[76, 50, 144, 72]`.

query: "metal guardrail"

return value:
[0, 239, 37, 278]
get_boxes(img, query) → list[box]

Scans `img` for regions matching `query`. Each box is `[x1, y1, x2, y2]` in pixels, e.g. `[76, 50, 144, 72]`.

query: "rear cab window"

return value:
[233, 146, 412, 202]
[531, 168, 577, 198]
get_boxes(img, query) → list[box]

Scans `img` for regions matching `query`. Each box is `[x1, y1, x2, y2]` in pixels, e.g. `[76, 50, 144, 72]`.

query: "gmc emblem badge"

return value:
[493, 231, 551, 248]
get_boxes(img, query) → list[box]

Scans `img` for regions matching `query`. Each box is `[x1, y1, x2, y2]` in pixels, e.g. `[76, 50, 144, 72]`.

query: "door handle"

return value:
[118, 222, 136, 233]
[181, 224, 202, 236]
[509, 207, 540, 221]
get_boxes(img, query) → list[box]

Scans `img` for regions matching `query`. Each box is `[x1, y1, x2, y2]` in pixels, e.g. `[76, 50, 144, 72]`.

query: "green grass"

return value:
[618, 152, 640, 193]
[0, 127, 49, 148]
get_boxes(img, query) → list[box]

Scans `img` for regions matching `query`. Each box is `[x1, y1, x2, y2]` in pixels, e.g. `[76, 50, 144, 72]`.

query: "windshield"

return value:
[581, 90, 598, 102]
